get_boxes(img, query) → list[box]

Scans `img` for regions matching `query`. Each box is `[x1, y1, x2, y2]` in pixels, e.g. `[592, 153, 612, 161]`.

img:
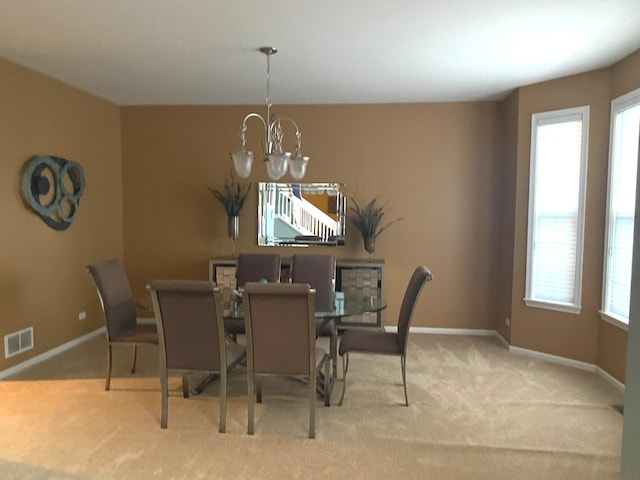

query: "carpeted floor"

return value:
[0, 332, 624, 479]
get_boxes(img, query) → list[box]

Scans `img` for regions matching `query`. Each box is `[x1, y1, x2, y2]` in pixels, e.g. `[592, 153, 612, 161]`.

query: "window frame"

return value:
[524, 106, 590, 314]
[600, 87, 640, 331]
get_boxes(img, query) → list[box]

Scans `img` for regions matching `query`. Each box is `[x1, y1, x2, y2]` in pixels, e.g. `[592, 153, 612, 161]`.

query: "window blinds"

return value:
[526, 108, 589, 312]
[603, 101, 640, 321]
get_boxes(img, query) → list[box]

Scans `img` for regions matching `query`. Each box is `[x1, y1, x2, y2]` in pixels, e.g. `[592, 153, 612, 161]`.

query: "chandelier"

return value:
[231, 47, 309, 180]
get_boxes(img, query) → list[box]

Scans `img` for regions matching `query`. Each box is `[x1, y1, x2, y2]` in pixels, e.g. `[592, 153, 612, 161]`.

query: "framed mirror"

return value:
[258, 182, 347, 246]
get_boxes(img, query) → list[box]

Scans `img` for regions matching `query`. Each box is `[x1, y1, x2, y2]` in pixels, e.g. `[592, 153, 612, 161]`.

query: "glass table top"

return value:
[223, 290, 386, 320]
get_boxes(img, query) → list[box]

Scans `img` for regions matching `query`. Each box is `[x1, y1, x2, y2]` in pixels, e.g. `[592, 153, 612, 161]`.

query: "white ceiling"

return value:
[0, 0, 639, 106]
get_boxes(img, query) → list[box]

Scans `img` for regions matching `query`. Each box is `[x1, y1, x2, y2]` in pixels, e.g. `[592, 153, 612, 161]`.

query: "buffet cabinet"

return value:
[209, 256, 385, 329]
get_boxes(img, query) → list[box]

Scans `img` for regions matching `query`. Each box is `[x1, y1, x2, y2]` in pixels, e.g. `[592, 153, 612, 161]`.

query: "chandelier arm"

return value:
[274, 116, 303, 153]
[239, 112, 270, 155]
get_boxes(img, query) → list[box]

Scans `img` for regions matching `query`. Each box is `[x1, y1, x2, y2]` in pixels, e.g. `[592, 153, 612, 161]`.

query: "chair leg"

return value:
[219, 369, 227, 434]
[160, 370, 169, 428]
[105, 344, 113, 391]
[182, 372, 189, 398]
[330, 332, 338, 379]
[324, 355, 331, 407]
[256, 379, 262, 403]
[338, 353, 349, 406]
[248, 376, 255, 435]
[401, 355, 408, 406]
[309, 370, 316, 439]
[131, 345, 138, 374]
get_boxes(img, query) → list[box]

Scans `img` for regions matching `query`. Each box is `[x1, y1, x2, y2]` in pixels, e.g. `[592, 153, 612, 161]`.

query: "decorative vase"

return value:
[228, 216, 239, 256]
[228, 216, 239, 240]
[364, 236, 376, 255]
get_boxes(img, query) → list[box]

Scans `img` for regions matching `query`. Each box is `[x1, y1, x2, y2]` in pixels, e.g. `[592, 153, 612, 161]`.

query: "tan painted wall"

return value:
[508, 69, 611, 364]
[596, 49, 640, 381]
[495, 90, 519, 343]
[2, 47, 638, 381]
[121, 103, 502, 331]
[610, 49, 640, 99]
[0, 58, 123, 371]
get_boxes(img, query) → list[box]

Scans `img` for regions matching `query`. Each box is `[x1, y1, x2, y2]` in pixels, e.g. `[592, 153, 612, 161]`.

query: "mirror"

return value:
[258, 182, 347, 246]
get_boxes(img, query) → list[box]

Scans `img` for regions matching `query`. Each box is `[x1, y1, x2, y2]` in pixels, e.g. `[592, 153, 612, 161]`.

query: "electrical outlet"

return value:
[505, 317, 510, 327]
[78, 311, 87, 321]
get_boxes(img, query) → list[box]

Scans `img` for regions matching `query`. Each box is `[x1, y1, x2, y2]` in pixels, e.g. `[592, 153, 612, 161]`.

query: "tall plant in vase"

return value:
[207, 170, 251, 256]
[349, 196, 402, 259]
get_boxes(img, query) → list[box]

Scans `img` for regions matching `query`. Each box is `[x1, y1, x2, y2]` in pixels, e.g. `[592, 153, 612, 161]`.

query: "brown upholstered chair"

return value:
[225, 253, 282, 336]
[338, 265, 432, 406]
[148, 280, 246, 431]
[242, 282, 330, 439]
[87, 259, 158, 391]
[290, 254, 338, 377]
[235, 253, 281, 288]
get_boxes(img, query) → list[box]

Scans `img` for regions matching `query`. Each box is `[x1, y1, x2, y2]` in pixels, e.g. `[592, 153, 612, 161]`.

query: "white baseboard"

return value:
[2, 324, 626, 393]
[0, 327, 105, 379]
[596, 366, 626, 392]
[390, 326, 625, 392]
[385, 326, 496, 336]
[509, 344, 596, 372]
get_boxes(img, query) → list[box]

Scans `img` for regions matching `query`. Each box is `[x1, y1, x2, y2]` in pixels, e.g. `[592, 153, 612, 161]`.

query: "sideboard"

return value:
[209, 256, 385, 329]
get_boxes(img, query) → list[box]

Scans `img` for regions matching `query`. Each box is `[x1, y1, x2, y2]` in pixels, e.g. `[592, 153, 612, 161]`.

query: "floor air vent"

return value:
[4, 327, 34, 358]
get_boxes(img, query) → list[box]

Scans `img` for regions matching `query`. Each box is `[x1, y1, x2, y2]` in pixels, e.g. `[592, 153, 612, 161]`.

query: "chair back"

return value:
[397, 266, 433, 353]
[149, 280, 225, 372]
[243, 282, 315, 376]
[290, 254, 336, 312]
[235, 253, 281, 288]
[87, 259, 137, 342]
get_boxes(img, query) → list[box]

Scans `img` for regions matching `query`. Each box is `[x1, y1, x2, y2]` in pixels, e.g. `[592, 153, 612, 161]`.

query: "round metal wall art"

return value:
[21, 155, 86, 231]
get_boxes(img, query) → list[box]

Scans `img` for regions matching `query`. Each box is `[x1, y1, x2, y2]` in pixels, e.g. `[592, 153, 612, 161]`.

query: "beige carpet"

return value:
[0, 333, 624, 479]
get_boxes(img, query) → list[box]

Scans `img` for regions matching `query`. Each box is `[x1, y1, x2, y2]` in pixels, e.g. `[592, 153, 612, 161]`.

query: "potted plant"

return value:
[206, 170, 251, 253]
[349, 196, 401, 257]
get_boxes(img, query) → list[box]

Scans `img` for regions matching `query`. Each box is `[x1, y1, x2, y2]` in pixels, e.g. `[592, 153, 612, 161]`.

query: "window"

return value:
[601, 88, 640, 328]
[525, 106, 589, 313]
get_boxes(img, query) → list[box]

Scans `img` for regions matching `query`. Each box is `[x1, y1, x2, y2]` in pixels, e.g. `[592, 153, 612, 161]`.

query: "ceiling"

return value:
[1, 0, 639, 106]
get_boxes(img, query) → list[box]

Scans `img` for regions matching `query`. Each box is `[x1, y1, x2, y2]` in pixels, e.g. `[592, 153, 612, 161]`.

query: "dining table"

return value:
[205, 288, 388, 398]
[142, 287, 387, 398]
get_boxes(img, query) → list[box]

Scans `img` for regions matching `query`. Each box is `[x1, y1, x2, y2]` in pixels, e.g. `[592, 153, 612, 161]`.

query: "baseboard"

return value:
[596, 366, 626, 392]
[391, 326, 625, 392]
[2, 324, 626, 393]
[508, 344, 596, 372]
[0, 327, 105, 379]
[386, 326, 497, 336]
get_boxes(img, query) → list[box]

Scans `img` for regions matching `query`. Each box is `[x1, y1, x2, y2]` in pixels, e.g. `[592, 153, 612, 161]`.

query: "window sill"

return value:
[524, 298, 581, 314]
[599, 311, 629, 332]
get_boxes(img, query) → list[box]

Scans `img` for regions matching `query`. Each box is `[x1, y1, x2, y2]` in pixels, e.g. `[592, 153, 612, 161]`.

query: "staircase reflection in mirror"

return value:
[258, 182, 346, 247]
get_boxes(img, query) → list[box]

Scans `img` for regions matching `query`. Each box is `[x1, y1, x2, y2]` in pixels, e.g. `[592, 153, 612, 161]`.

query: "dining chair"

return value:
[87, 259, 158, 391]
[226, 253, 282, 336]
[148, 280, 246, 431]
[235, 253, 281, 288]
[242, 282, 330, 439]
[290, 254, 339, 378]
[338, 265, 432, 406]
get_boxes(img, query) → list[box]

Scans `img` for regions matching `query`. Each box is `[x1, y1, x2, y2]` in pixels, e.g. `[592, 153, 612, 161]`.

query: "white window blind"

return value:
[525, 107, 589, 313]
[602, 88, 640, 326]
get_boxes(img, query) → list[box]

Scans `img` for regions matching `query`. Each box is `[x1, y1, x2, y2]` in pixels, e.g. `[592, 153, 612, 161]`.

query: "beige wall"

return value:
[508, 69, 611, 364]
[597, 49, 640, 381]
[495, 90, 519, 343]
[0, 58, 123, 371]
[502, 51, 640, 379]
[121, 103, 503, 331]
[2, 47, 639, 382]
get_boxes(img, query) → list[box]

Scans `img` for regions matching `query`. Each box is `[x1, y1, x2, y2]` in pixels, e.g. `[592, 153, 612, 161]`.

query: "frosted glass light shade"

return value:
[232, 151, 254, 178]
[266, 152, 291, 180]
[289, 154, 309, 180]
